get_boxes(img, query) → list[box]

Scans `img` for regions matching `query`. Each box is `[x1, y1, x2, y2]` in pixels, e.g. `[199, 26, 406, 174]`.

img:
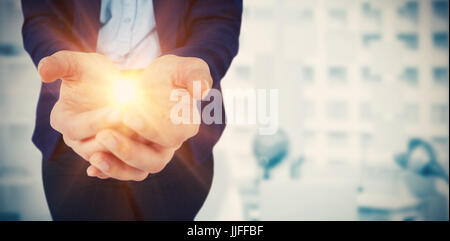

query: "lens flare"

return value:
[111, 79, 138, 107]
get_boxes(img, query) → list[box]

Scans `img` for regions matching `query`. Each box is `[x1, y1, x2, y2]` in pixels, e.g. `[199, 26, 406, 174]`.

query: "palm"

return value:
[57, 53, 120, 113]
[130, 57, 201, 147]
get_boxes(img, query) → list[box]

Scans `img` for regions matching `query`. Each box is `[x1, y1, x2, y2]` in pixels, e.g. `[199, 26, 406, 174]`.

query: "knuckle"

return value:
[90, 153, 113, 174]
[173, 142, 183, 150]
[191, 124, 200, 137]
[90, 52, 108, 62]
[62, 135, 73, 147]
[49, 107, 62, 131]
[118, 143, 131, 160]
[82, 152, 92, 161]
[193, 57, 209, 71]
[57, 50, 70, 55]
[62, 125, 76, 140]
[133, 173, 148, 182]
[112, 174, 127, 181]
[163, 150, 175, 163]
[50, 102, 69, 134]
[197, 58, 207, 68]
[88, 52, 100, 58]
[149, 151, 172, 173]
[87, 120, 98, 134]
[150, 162, 166, 174]
[54, 50, 69, 59]
[166, 133, 184, 148]
[143, 127, 158, 142]
[90, 152, 106, 164]
[161, 54, 174, 61]
[75, 149, 89, 161]
[49, 115, 58, 131]
[55, 51, 75, 69]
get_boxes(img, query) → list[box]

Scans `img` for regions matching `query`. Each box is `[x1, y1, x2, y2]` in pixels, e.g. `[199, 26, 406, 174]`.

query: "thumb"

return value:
[38, 51, 83, 83]
[185, 78, 212, 100]
[174, 60, 213, 100]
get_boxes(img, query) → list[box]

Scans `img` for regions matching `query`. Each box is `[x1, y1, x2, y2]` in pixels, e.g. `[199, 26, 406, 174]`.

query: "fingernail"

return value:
[99, 132, 118, 149]
[108, 110, 122, 124]
[96, 160, 110, 173]
[124, 114, 144, 131]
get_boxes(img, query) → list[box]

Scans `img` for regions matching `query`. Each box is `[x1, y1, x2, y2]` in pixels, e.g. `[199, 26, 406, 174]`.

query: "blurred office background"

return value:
[0, 0, 448, 221]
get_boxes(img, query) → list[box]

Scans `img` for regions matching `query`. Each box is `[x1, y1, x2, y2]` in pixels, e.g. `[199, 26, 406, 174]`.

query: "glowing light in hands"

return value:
[111, 79, 138, 107]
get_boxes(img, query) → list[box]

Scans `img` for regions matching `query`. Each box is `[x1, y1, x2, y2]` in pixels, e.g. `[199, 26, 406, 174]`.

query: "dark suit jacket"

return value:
[21, 0, 242, 163]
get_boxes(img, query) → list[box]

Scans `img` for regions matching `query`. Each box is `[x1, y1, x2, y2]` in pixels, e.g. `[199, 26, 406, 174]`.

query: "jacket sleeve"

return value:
[167, 0, 242, 89]
[21, 0, 80, 99]
[167, 0, 243, 163]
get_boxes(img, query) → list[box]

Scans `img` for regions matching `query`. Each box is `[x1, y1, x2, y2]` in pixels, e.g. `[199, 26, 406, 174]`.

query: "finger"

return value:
[64, 136, 109, 161]
[185, 78, 212, 100]
[38, 50, 85, 83]
[97, 173, 109, 179]
[120, 69, 144, 80]
[122, 110, 187, 148]
[173, 58, 213, 100]
[89, 152, 149, 181]
[96, 129, 174, 173]
[51, 104, 122, 141]
[86, 165, 109, 179]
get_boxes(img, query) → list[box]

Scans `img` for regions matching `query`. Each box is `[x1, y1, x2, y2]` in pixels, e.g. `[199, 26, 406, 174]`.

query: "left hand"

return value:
[87, 55, 213, 181]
